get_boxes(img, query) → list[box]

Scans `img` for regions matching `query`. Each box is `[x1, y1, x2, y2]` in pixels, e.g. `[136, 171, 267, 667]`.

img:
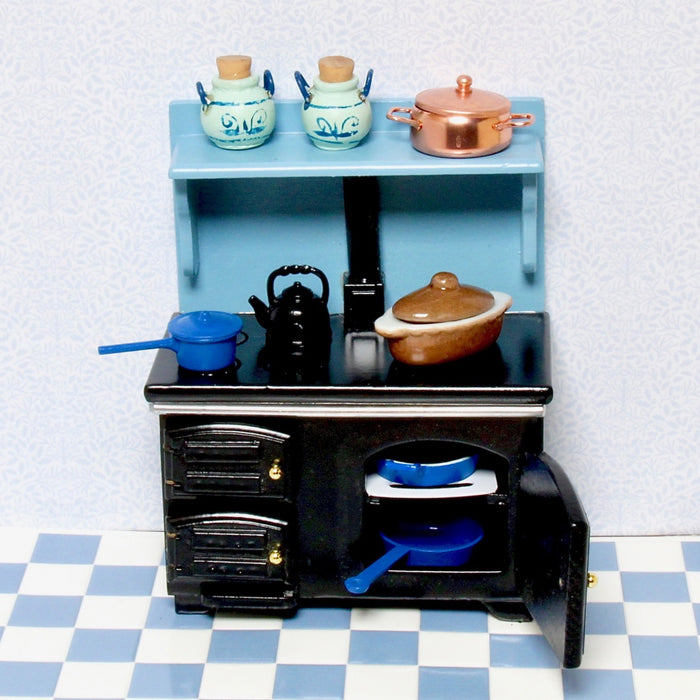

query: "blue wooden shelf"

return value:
[169, 99, 544, 179]
[168, 97, 546, 313]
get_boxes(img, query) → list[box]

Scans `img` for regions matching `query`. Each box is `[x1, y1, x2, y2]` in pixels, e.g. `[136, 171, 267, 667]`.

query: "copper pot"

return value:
[387, 75, 534, 158]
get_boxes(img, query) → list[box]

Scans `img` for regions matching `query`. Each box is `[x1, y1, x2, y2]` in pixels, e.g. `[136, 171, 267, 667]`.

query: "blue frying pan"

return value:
[344, 517, 484, 594]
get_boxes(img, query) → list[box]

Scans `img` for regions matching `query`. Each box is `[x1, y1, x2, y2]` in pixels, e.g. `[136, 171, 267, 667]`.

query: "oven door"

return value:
[517, 452, 589, 669]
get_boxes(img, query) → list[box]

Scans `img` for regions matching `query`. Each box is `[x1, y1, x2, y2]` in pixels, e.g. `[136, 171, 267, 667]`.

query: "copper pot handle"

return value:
[493, 113, 535, 131]
[386, 106, 422, 130]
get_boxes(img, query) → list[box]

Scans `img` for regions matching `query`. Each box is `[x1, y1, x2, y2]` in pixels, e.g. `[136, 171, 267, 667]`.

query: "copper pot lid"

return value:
[392, 272, 495, 323]
[414, 75, 511, 118]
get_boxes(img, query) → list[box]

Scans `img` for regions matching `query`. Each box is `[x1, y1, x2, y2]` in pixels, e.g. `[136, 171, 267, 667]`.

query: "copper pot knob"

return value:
[456, 75, 473, 96]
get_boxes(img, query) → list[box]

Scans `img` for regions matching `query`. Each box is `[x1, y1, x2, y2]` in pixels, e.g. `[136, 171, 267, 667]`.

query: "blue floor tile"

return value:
[68, 628, 142, 662]
[0, 661, 62, 697]
[420, 608, 489, 633]
[145, 597, 213, 629]
[419, 667, 489, 699]
[282, 607, 352, 629]
[490, 634, 560, 668]
[621, 572, 690, 602]
[349, 630, 419, 665]
[562, 669, 635, 699]
[128, 663, 204, 698]
[0, 563, 25, 593]
[9, 594, 82, 627]
[273, 664, 346, 699]
[588, 541, 619, 571]
[31, 533, 101, 565]
[629, 635, 700, 669]
[207, 629, 280, 663]
[87, 565, 158, 596]
[585, 602, 627, 635]
[683, 541, 700, 571]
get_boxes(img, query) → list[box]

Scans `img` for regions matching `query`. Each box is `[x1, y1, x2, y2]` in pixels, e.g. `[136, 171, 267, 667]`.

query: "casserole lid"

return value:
[392, 272, 495, 323]
[415, 75, 511, 117]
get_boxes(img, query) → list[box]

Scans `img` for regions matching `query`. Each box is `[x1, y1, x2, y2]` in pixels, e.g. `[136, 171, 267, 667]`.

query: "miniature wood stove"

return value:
[145, 98, 589, 668]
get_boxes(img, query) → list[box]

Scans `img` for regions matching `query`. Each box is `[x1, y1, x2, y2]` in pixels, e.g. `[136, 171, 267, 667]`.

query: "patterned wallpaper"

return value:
[0, 0, 698, 534]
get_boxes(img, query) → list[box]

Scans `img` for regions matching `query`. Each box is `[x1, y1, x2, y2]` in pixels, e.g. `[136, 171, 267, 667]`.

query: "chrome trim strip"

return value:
[149, 402, 546, 419]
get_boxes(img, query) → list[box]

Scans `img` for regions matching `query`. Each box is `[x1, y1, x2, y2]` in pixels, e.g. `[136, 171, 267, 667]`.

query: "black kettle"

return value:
[249, 265, 332, 368]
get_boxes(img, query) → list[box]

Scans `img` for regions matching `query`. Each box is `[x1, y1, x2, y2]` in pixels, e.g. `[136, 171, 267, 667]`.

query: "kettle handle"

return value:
[267, 264, 330, 305]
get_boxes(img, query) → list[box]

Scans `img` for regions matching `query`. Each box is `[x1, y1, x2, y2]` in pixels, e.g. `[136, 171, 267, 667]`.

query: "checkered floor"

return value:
[0, 529, 698, 699]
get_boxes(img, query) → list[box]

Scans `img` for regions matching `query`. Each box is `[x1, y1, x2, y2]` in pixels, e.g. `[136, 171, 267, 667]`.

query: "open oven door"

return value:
[517, 453, 589, 668]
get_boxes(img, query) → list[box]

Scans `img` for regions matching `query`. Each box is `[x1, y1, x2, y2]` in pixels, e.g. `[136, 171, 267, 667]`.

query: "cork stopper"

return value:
[318, 55, 354, 83]
[216, 55, 252, 80]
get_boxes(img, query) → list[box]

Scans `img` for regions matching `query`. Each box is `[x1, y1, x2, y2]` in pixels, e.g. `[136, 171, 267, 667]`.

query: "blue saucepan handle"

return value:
[344, 544, 411, 594]
[98, 337, 179, 355]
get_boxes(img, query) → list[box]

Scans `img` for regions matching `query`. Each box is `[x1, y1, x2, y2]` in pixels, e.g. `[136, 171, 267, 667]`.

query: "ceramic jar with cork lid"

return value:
[196, 55, 275, 149]
[294, 56, 373, 150]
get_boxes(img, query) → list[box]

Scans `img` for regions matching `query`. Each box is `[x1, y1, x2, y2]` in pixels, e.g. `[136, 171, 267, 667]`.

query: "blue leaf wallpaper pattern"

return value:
[0, 0, 698, 534]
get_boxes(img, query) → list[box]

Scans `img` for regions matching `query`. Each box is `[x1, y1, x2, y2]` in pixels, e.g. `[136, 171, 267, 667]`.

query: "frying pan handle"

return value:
[98, 337, 179, 355]
[386, 106, 422, 130]
[344, 544, 410, 594]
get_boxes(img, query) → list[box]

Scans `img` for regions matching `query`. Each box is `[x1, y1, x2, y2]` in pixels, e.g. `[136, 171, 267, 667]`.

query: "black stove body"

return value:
[145, 313, 588, 668]
[141, 98, 589, 668]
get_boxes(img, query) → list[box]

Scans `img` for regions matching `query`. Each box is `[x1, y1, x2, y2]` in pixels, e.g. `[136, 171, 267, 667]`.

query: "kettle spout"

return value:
[248, 295, 270, 328]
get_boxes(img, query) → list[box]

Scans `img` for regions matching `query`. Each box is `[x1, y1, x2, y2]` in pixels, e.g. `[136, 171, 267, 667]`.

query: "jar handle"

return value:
[386, 106, 422, 130]
[294, 71, 311, 105]
[263, 69, 275, 96]
[196, 82, 209, 107]
[493, 113, 535, 131]
[360, 68, 374, 99]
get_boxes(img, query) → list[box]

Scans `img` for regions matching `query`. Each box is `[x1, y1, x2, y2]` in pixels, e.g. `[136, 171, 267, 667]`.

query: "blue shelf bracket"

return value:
[173, 179, 200, 281]
[520, 173, 538, 275]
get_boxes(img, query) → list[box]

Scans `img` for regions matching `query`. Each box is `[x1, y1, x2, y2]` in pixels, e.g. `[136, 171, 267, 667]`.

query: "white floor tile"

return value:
[633, 669, 700, 700]
[344, 664, 419, 700]
[54, 661, 134, 699]
[199, 662, 276, 700]
[19, 563, 94, 596]
[487, 615, 542, 635]
[576, 634, 632, 670]
[625, 602, 698, 636]
[489, 668, 563, 700]
[151, 564, 169, 597]
[586, 571, 624, 603]
[212, 613, 283, 631]
[135, 628, 212, 663]
[350, 607, 422, 630]
[615, 537, 686, 572]
[686, 571, 700, 603]
[0, 528, 38, 562]
[418, 631, 490, 668]
[75, 594, 152, 629]
[94, 531, 164, 566]
[0, 626, 74, 661]
[0, 594, 16, 626]
[275, 628, 350, 664]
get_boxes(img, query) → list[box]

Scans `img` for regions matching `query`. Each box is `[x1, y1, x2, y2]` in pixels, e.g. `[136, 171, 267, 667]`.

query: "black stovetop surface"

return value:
[144, 312, 552, 406]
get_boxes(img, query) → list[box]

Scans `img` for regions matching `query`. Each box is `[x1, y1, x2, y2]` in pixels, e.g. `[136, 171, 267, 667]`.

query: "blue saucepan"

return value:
[98, 311, 246, 372]
[377, 453, 478, 487]
[344, 516, 484, 594]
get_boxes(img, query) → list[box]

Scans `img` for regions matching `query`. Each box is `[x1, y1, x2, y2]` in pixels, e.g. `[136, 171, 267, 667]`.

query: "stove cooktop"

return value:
[144, 312, 552, 409]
